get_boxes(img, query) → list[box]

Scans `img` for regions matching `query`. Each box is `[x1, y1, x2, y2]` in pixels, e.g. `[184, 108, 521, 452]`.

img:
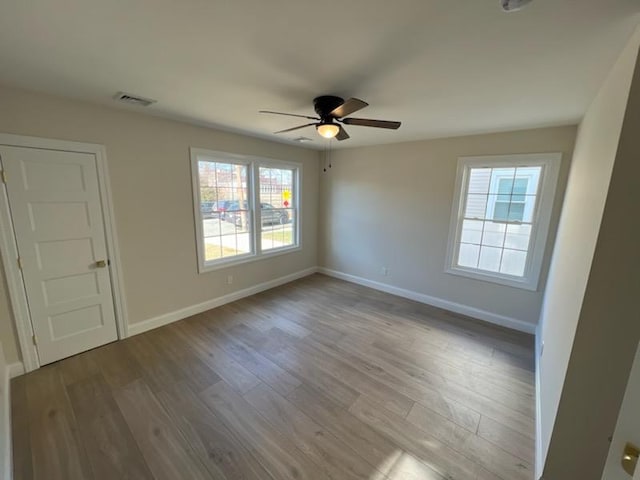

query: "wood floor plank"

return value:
[307, 333, 482, 432]
[10, 375, 33, 480]
[172, 320, 261, 394]
[147, 325, 223, 393]
[244, 382, 386, 480]
[374, 335, 535, 398]
[124, 333, 186, 393]
[265, 303, 347, 343]
[236, 296, 312, 338]
[113, 379, 211, 480]
[477, 415, 535, 465]
[92, 340, 143, 389]
[407, 401, 533, 479]
[24, 365, 94, 480]
[359, 335, 535, 437]
[155, 381, 275, 480]
[285, 387, 455, 480]
[199, 380, 330, 480]
[198, 320, 301, 396]
[278, 330, 415, 417]
[229, 324, 361, 409]
[58, 349, 101, 386]
[66, 374, 154, 480]
[376, 451, 450, 480]
[350, 395, 521, 480]
[286, 385, 401, 469]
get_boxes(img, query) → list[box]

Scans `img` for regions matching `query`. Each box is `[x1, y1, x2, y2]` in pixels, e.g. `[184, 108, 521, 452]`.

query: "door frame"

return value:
[0, 133, 128, 372]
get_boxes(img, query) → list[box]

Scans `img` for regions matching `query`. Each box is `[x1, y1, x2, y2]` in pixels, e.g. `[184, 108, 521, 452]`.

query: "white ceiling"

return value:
[0, 0, 638, 149]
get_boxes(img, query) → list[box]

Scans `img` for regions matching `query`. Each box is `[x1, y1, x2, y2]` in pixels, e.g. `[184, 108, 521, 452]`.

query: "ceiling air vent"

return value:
[113, 92, 156, 107]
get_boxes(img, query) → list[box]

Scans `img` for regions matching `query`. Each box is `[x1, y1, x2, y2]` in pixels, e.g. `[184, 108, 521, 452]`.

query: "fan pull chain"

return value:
[323, 139, 333, 173]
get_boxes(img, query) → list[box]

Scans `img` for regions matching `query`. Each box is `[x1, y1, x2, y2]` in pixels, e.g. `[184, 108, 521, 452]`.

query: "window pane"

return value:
[468, 168, 491, 194]
[464, 194, 488, 219]
[478, 246, 502, 272]
[493, 202, 509, 221]
[199, 160, 252, 262]
[482, 221, 506, 248]
[512, 178, 528, 201]
[488, 168, 516, 193]
[259, 166, 296, 251]
[460, 219, 483, 244]
[500, 249, 527, 276]
[458, 243, 480, 268]
[505, 224, 532, 250]
[497, 178, 514, 202]
[493, 202, 525, 222]
[521, 196, 537, 223]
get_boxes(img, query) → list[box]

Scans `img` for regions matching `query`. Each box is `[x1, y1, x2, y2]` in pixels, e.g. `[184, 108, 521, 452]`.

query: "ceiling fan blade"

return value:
[336, 125, 350, 141]
[260, 110, 319, 120]
[330, 98, 369, 118]
[274, 123, 316, 134]
[341, 117, 401, 129]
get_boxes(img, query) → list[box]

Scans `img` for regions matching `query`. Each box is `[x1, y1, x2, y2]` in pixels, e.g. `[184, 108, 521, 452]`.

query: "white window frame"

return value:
[445, 153, 561, 291]
[190, 148, 302, 273]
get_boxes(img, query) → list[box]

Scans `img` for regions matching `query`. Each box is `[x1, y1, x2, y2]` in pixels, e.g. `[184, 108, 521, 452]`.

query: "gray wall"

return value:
[0, 339, 8, 478]
[540, 29, 640, 479]
[319, 126, 576, 329]
[0, 86, 320, 365]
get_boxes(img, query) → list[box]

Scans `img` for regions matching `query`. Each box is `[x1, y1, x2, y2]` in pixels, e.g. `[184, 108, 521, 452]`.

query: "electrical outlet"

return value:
[380, 267, 389, 276]
[226, 275, 233, 285]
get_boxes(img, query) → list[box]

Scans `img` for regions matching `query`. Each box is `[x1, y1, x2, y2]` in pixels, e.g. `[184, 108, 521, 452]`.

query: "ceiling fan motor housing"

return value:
[313, 95, 344, 120]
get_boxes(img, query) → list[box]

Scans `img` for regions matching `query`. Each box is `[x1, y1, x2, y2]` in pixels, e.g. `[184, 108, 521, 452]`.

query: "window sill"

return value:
[198, 245, 302, 274]
[444, 265, 539, 291]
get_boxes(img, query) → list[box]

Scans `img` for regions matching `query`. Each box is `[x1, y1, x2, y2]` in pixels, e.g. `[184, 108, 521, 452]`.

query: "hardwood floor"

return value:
[11, 274, 535, 480]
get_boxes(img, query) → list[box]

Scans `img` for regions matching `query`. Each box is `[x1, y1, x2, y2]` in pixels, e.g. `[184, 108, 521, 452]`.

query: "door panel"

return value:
[1, 145, 118, 365]
[602, 341, 640, 479]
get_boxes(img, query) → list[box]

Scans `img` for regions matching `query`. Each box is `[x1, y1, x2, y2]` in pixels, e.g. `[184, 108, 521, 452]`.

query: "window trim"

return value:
[190, 148, 302, 273]
[445, 153, 561, 291]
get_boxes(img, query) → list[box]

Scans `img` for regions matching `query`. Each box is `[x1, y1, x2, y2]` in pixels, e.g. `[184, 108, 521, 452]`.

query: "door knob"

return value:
[95, 260, 107, 268]
[622, 443, 639, 476]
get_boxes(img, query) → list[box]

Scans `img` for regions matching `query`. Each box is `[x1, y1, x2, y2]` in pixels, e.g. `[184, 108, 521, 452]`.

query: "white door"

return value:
[0, 145, 118, 365]
[602, 341, 640, 479]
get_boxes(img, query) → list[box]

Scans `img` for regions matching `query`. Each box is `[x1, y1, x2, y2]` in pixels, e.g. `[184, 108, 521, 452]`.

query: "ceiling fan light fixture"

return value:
[316, 123, 340, 139]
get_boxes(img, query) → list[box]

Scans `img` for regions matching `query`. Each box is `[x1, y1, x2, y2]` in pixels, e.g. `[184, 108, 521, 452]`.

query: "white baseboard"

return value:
[127, 267, 318, 337]
[1, 351, 13, 480]
[317, 267, 535, 334]
[535, 323, 543, 479]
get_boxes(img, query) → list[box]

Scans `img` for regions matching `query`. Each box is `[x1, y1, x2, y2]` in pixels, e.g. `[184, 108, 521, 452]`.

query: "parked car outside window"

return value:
[211, 200, 235, 219]
[259, 203, 289, 226]
[223, 202, 288, 228]
[200, 201, 216, 219]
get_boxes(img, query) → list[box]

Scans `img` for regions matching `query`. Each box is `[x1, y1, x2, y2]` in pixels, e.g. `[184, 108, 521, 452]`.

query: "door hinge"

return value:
[32, 334, 37, 346]
[17, 257, 22, 270]
[1, 170, 6, 184]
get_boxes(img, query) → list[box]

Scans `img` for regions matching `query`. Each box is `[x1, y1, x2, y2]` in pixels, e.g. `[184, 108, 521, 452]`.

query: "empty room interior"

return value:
[1, 1, 640, 479]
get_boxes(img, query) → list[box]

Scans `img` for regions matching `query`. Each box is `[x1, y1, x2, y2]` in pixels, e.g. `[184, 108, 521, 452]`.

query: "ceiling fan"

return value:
[260, 96, 401, 141]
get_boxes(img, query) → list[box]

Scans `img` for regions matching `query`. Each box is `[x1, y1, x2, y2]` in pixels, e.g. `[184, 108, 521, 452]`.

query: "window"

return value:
[259, 166, 297, 251]
[191, 148, 300, 272]
[446, 153, 561, 290]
